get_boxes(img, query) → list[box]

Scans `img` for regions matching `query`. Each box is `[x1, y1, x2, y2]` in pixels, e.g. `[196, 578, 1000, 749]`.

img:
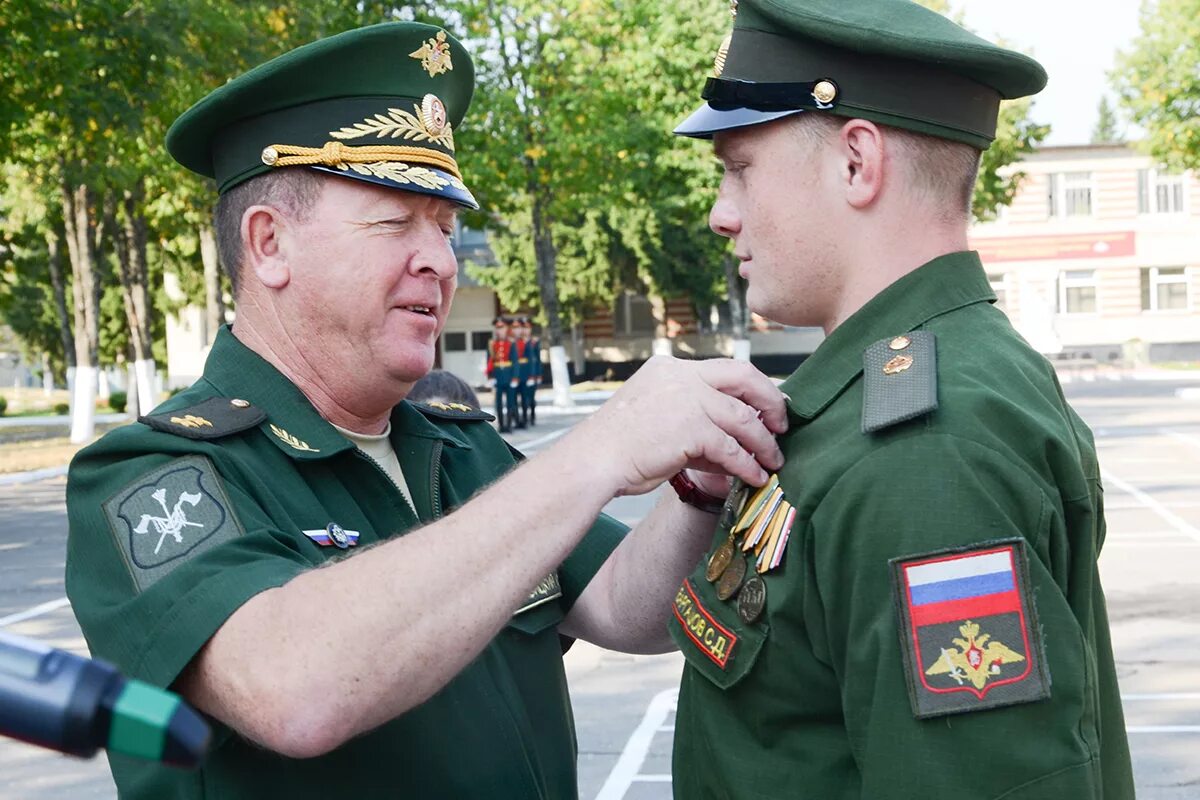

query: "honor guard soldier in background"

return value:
[514, 317, 541, 427]
[485, 315, 518, 432]
[667, 1, 1135, 798]
[62, 22, 789, 800]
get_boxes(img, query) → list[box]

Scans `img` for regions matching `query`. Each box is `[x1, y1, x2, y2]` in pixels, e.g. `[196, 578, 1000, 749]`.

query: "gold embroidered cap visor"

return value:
[675, 0, 1047, 149]
[165, 22, 478, 209]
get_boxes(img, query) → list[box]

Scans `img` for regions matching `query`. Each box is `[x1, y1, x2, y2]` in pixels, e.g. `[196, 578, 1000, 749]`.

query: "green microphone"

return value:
[0, 630, 209, 767]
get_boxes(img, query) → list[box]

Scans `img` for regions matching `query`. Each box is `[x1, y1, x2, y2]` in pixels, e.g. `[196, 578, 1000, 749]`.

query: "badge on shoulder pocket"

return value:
[103, 455, 245, 592]
[891, 539, 1050, 719]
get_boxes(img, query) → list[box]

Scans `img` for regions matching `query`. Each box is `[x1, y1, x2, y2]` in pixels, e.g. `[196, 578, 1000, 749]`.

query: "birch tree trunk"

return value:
[113, 182, 157, 416]
[723, 255, 751, 361]
[531, 190, 573, 407]
[45, 222, 76, 377]
[648, 292, 672, 357]
[199, 225, 226, 344]
[62, 178, 101, 443]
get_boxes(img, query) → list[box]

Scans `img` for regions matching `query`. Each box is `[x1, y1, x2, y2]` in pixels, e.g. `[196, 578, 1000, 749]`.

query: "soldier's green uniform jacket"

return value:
[669, 253, 1134, 798]
[65, 327, 627, 799]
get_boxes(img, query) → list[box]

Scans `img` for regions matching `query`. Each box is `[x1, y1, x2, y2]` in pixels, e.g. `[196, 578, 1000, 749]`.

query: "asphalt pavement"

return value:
[1, 377, 1199, 798]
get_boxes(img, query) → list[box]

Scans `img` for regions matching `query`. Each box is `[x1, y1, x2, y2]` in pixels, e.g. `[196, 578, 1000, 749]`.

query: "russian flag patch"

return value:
[891, 539, 1050, 718]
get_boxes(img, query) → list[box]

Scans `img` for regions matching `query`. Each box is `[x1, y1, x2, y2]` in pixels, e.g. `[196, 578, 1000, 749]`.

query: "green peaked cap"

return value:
[166, 22, 478, 208]
[676, 0, 1048, 148]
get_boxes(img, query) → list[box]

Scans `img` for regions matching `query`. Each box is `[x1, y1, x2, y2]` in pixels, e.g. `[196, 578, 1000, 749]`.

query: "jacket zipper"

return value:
[429, 440, 443, 520]
[352, 450, 416, 520]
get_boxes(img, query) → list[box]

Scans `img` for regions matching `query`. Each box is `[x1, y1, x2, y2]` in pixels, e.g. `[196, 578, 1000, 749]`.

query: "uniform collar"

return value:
[778, 251, 995, 420]
[201, 326, 469, 458]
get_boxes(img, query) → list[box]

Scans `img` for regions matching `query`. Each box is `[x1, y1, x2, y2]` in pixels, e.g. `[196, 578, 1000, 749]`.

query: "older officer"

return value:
[64, 22, 787, 800]
[667, 1, 1135, 798]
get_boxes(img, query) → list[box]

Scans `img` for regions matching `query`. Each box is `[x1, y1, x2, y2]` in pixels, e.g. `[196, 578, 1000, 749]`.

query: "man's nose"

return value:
[413, 226, 459, 281]
[709, 191, 741, 239]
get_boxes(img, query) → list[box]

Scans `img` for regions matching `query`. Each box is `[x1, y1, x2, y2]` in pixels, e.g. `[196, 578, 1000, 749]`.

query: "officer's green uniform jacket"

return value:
[670, 252, 1134, 799]
[65, 327, 626, 799]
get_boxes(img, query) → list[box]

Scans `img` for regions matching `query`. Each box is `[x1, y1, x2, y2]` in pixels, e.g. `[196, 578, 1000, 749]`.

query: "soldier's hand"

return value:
[576, 356, 787, 496]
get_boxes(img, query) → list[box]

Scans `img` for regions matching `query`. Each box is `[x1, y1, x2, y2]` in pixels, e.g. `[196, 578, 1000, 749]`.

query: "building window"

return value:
[987, 272, 1007, 312]
[470, 331, 493, 351]
[1047, 172, 1093, 218]
[443, 332, 467, 352]
[1058, 270, 1097, 314]
[1137, 169, 1186, 214]
[1141, 267, 1189, 311]
[612, 292, 656, 336]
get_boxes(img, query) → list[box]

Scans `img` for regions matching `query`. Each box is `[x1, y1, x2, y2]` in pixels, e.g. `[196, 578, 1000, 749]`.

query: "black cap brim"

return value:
[674, 104, 806, 139]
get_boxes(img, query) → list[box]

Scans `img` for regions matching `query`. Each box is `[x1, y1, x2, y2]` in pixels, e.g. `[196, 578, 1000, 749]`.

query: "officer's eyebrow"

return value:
[711, 136, 743, 163]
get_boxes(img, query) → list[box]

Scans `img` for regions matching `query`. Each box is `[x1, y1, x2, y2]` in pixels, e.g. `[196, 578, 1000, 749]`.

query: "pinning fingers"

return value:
[697, 359, 789, 434]
[696, 429, 768, 487]
[702, 392, 784, 473]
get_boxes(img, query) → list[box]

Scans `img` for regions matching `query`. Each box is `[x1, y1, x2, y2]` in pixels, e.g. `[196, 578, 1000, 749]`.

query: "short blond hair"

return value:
[790, 114, 980, 222]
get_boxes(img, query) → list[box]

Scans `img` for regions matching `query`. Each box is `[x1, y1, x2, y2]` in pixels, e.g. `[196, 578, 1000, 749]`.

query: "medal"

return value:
[706, 540, 736, 582]
[716, 554, 746, 600]
[737, 575, 767, 624]
[717, 479, 748, 531]
[733, 474, 778, 535]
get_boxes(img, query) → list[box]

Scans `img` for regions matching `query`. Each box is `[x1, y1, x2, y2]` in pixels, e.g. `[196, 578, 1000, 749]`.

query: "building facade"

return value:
[970, 144, 1199, 363]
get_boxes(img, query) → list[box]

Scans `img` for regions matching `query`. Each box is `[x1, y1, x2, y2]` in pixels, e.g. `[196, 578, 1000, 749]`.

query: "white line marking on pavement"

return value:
[0, 465, 68, 486]
[518, 429, 569, 452]
[0, 596, 71, 628]
[1101, 468, 1200, 544]
[1107, 500, 1200, 510]
[1162, 430, 1200, 452]
[1104, 542, 1200, 548]
[1126, 726, 1200, 733]
[595, 688, 677, 800]
[631, 776, 672, 782]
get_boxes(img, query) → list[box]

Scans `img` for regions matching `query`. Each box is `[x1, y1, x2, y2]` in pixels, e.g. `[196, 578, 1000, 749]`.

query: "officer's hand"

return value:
[577, 356, 787, 496]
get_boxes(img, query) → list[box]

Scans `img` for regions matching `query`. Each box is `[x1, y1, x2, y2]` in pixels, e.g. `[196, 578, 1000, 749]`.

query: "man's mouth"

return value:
[400, 305, 435, 316]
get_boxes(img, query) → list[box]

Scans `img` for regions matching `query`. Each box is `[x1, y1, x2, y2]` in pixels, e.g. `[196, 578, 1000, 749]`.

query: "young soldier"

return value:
[64, 22, 788, 799]
[486, 315, 517, 431]
[667, 1, 1135, 797]
[514, 317, 540, 427]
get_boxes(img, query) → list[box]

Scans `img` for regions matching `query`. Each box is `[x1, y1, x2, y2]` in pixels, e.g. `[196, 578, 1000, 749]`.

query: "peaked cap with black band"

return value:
[166, 22, 478, 209]
[676, 0, 1048, 148]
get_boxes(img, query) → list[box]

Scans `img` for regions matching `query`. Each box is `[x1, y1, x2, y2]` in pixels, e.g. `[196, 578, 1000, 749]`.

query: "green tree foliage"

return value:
[1092, 96, 1123, 144]
[1113, 0, 1200, 171]
[910, 0, 1049, 222]
[451, 0, 730, 342]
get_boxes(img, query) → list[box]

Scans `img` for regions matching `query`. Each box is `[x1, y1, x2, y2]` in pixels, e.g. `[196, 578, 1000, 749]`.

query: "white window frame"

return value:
[1142, 266, 1190, 313]
[1138, 168, 1187, 215]
[1047, 171, 1095, 218]
[1058, 269, 1098, 315]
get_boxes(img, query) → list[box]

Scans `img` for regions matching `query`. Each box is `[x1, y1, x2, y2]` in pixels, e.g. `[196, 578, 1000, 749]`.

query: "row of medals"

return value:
[704, 474, 795, 625]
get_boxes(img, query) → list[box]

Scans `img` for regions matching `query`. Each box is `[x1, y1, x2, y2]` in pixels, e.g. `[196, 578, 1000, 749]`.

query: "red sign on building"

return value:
[970, 231, 1136, 263]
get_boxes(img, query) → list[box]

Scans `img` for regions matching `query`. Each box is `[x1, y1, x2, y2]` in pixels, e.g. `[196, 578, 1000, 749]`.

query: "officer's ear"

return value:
[242, 204, 291, 290]
[838, 119, 885, 210]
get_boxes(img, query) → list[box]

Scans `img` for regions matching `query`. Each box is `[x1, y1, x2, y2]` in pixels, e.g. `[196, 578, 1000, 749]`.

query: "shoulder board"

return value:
[140, 396, 267, 440]
[411, 400, 495, 422]
[861, 330, 938, 434]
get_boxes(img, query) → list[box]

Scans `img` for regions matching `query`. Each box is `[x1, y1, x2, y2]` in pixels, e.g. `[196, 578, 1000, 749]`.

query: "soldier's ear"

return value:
[243, 205, 291, 290]
[838, 119, 885, 210]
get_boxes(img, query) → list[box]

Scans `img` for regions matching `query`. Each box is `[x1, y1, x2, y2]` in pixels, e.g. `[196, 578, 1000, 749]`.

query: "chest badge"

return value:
[303, 522, 360, 549]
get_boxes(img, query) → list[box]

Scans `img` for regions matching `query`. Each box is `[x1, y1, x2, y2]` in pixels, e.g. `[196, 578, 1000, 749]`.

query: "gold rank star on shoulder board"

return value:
[141, 397, 266, 441]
